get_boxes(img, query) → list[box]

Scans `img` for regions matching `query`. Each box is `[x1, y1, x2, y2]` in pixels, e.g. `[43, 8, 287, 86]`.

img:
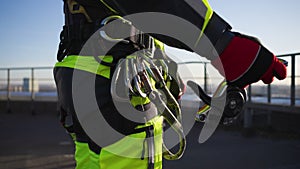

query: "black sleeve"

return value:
[110, 0, 205, 28]
[101, 0, 210, 52]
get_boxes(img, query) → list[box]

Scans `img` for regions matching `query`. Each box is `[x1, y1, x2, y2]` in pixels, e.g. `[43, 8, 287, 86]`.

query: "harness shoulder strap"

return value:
[99, 0, 119, 14]
[66, 0, 93, 22]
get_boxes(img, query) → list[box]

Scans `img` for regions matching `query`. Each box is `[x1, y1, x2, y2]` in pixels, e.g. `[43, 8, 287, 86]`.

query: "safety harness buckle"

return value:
[99, 15, 155, 58]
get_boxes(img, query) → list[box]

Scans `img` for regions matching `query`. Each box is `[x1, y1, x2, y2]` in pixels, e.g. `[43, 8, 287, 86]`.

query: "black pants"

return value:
[53, 67, 144, 153]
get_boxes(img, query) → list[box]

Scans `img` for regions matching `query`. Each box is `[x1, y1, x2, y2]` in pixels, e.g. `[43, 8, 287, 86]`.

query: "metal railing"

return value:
[0, 52, 299, 113]
[0, 67, 55, 113]
[247, 52, 300, 107]
[177, 61, 211, 92]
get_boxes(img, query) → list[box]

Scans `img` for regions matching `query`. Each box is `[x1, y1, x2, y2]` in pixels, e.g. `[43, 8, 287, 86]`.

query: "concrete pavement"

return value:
[0, 111, 299, 169]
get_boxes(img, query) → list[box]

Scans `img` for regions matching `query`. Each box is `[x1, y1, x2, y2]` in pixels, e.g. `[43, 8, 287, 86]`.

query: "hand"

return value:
[211, 32, 287, 88]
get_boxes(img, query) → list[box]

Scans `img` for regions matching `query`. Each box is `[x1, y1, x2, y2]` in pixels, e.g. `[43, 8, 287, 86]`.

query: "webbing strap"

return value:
[55, 55, 113, 79]
[99, 0, 119, 14]
[67, 0, 92, 22]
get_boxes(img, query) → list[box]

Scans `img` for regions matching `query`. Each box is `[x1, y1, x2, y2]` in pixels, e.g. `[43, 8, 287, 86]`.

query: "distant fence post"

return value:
[204, 63, 207, 92]
[247, 85, 252, 102]
[277, 52, 299, 106]
[291, 54, 296, 106]
[6, 69, 11, 113]
[31, 68, 35, 115]
[267, 84, 271, 104]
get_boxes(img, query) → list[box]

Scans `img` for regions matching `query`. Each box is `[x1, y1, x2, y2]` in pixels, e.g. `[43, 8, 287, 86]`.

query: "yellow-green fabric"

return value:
[154, 39, 164, 50]
[55, 55, 113, 79]
[73, 117, 164, 169]
[195, 0, 214, 46]
[201, 0, 214, 34]
[99, 116, 164, 169]
[130, 95, 151, 108]
[75, 141, 100, 169]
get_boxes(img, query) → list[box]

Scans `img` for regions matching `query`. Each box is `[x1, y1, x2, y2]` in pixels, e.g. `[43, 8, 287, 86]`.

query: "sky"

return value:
[0, 0, 299, 69]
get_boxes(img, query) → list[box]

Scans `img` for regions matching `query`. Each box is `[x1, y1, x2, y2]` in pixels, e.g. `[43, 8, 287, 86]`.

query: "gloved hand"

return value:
[211, 32, 287, 88]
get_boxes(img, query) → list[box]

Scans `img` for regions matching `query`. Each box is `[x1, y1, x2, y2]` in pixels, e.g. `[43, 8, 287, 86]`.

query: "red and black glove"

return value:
[211, 32, 287, 88]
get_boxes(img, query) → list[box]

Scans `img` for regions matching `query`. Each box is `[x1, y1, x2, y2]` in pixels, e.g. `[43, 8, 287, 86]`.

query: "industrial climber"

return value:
[54, 0, 287, 169]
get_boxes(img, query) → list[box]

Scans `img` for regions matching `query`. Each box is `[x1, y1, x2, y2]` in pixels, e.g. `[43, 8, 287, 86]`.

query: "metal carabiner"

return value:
[99, 15, 131, 44]
[112, 53, 186, 160]
[111, 59, 128, 102]
[148, 90, 186, 160]
[124, 58, 135, 94]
